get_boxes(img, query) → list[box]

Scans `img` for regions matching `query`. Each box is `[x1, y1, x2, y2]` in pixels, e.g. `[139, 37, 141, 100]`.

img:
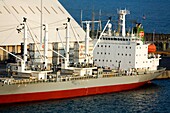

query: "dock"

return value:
[156, 70, 170, 79]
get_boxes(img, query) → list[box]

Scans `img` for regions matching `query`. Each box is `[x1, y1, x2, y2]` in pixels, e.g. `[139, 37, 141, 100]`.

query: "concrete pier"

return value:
[156, 70, 170, 79]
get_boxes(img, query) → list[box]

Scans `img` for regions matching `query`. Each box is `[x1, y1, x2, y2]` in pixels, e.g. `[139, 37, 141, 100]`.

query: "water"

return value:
[0, 80, 170, 113]
[160, 56, 170, 70]
[59, 0, 170, 34]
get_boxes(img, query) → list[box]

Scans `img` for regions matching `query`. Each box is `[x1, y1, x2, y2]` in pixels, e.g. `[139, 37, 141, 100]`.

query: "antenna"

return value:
[80, 9, 83, 27]
[91, 11, 95, 39]
[40, 0, 43, 49]
[153, 29, 155, 42]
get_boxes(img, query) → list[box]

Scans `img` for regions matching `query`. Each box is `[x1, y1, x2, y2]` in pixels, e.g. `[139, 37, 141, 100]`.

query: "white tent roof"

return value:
[0, 0, 86, 46]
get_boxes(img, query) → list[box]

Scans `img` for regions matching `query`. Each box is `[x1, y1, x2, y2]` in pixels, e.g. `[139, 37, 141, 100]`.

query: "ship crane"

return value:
[22, 17, 28, 72]
[62, 18, 71, 69]
[0, 17, 28, 72]
[82, 21, 100, 64]
[43, 24, 48, 69]
[92, 17, 111, 52]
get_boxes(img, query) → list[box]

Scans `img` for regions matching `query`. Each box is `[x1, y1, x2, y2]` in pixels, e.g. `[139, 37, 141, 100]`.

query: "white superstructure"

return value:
[93, 9, 160, 71]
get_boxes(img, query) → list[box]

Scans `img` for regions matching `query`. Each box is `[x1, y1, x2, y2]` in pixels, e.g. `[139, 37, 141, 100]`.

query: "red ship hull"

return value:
[0, 81, 147, 104]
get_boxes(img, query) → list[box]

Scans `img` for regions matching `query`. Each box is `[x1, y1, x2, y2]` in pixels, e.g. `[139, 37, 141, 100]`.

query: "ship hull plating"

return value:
[0, 81, 147, 104]
[0, 69, 164, 104]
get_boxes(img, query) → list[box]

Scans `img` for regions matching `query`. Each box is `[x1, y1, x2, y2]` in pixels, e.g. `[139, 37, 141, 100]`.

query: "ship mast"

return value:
[64, 18, 70, 68]
[40, 0, 43, 49]
[82, 21, 100, 63]
[85, 22, 90, 63]
[118, 9, 130, 37]
[21, 17, 28, 72]
[0, 17, 28, 72]
[43, 24, 48, 69]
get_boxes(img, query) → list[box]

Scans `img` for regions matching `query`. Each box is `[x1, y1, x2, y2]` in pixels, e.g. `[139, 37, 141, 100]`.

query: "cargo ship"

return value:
[0, 1, 165, 104]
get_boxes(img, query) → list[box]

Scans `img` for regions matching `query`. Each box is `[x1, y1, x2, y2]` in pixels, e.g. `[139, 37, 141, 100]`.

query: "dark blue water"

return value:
[0, 80, 170, 113]
[59, 0, 170, 34]
[160, 56, 170, 70]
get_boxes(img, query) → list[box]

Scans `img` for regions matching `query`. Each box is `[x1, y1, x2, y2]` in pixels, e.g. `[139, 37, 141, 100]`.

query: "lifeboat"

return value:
[148, 44, 156, 53]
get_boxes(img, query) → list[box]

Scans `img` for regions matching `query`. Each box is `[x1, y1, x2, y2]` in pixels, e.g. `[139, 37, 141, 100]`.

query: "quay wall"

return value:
[156, 70, 170, 79]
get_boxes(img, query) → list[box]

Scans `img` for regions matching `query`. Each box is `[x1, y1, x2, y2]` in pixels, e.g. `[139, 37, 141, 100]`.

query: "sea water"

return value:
[60, 0, 170, 34]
